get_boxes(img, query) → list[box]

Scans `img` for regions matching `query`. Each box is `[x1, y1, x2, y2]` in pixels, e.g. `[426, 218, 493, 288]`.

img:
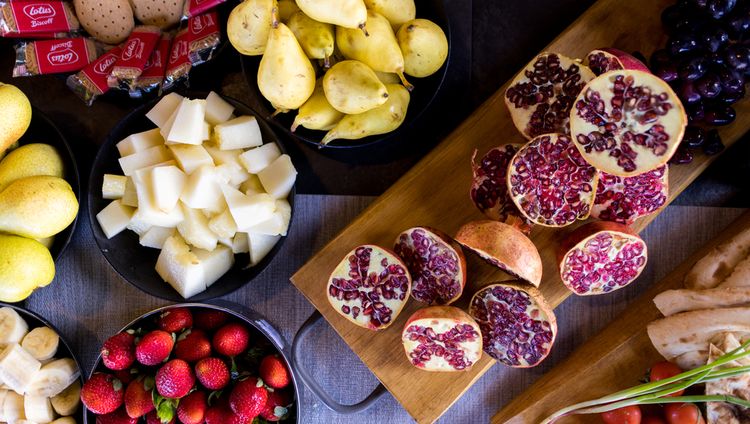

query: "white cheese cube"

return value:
[168, 144, 214, 174]
[214, 115, 263, 150]
[246, 199, 291, 236]
[96, 200, 135, 239]
[204, 144, 243, 166]
[240, 174, 265, 195]
[156, 235, 206, 298]
[151, 165, 186, 212]
[118, 145, 173, 176]
[116, 128, 164, 157]
[126, 212, 152, 236]
[205, 91, 235, 125]
[177, 205, 218, 251]
[239, 143, 281, 173]
[180, 165, 223, 209]
[133, 169, 185, 228]
[146, 92, 184, 128]
[167, 99, 207, 145]
[102, 174, 127, 200]
[121, 177, 138, 207]
[231, 232, 250, 254]
[208, 209, 237, 239]
[248, 233, 281, 266]
[221, 184, 276, 231]
[193, 245, 234, 287]
[139, 226, 175, 249]
[160, 105, 180, 140]
[257, 154, 297, 199]
[216, 163, 250, 187]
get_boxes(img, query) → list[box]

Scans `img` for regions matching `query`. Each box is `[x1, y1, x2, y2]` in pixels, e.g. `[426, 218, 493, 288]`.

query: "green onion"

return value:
[540, 339, 750, 423]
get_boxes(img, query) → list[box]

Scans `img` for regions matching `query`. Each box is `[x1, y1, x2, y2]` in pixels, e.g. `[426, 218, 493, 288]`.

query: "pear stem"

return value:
[271, 1, 280, 28]
[359, 23, 369, 37]
[398, 71, 414, 91]
[323, 54, 331, 69]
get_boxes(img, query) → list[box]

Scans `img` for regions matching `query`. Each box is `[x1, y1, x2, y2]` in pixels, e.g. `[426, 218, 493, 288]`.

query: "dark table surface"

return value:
[1, 0, 748, 205]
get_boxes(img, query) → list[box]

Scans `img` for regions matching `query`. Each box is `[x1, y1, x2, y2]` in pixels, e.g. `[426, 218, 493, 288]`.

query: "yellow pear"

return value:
[292, 78, 344, 131]
[0, 234, 54, 302]
[336, 11, 412, 89]
[398, 19, 448, 78]
[0, 83, 32, 156]
[227, 0, 276, 56]
[287, 11, 334, 67]
[363, 0, 415, 30]
[0, 143, 64, 192]
[257, 21, 316, 113]
[323, 60, 389, 114]
[277, 0, 300, 22]
[296, 0, 366, 31]
[321, 83, 409, 145]
[0, 176, 78, 239]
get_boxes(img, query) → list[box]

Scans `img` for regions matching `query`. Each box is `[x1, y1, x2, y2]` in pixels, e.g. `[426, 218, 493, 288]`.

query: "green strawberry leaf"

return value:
[152, 392, 178, 424]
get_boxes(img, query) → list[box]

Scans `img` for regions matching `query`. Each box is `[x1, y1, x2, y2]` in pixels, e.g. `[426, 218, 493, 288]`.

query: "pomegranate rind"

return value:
[327, 244, 412, 331]
[557, 221, 648, 296]
[585, 48, 651, 76]
[454, 220, 542, 287]
[592, 165, 669, 224]
[570, 69, 687, 177]
[507, 133, 599, 227]
[468, 282, 557, 368]
[393, 227, 466, 306]
[470, 144, 527, 222]
[401, 306, 483, 372]
[504, 52, 595, 140]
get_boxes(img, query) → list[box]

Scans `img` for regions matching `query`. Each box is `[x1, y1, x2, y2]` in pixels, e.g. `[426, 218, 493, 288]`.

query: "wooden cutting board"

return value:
[290, 0, 750, 422]
[492, 210, 750, 423]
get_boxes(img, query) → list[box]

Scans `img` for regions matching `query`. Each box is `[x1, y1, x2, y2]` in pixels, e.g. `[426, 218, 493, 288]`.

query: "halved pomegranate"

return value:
[393, 227, 466, 306]
[507, 133, 599, 227]
[505, 52, 595, 139]
[454, 220, 542, 287]
[570, 69, 687, 177]
[592, 165, 669, 224]
[401, 306, 483, 372]
[327, 245, 411, 331]
[586, 48, 650, 76]
[468, 282, 557, 368]
[558, 221, 648, 295]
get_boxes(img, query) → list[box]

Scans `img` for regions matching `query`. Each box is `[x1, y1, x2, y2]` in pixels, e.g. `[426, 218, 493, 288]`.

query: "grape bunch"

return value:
[653, 0, 749, 162]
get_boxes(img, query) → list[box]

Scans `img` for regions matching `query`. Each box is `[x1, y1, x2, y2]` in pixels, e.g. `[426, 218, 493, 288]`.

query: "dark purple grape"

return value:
[702, 129, 725, 155]
[683, 126, 707, 148]
[669, 147, 694, 164]
[655, 63, 679, 82]
[695, 73, 723, 97]
[707, 0, 737, 19]
[717, 85, 745, 103]
[716, 65, 745, 92]
[678, 57, 708, 80]
[704, 105, 737, 125]
[650, 49, 672, 68]
[680, 81, 703, 104]
[668, 34, 701, 56]
[723, 4, 750, 38]
[687, 102, 706, 122]
[700, 25, 730, 52]
[724, 45, 750, 71]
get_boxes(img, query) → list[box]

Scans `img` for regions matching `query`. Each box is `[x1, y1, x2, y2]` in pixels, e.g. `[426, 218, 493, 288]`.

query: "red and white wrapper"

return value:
[181, 0, 224, 20]
[187, 11, 219, 65]
[129, 34, 170, 97]
[66, 45, 121, 105]
[162, 27, 191, 90]
[109, 25, 161, 84]
[13, 37, 98, 76]
[0, 0, 79, 38]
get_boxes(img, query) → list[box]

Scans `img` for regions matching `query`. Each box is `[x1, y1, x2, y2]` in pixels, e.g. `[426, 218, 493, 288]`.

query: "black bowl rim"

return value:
[239, 3, 453, 149]
[84, 302, 301, 424]
[87, 91, 296, 302]
[0, 301, 86, 422]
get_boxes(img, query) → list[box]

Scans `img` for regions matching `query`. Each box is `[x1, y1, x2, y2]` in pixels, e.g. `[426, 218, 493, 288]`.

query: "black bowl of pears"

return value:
[239, 0, 451, 149]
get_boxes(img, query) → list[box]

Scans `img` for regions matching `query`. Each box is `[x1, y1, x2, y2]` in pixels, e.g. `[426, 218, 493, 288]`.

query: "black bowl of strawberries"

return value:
[81, 303, 299, 423]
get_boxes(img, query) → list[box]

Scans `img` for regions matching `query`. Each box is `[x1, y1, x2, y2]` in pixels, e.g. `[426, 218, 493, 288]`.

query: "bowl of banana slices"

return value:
[0, 303, 83, 423]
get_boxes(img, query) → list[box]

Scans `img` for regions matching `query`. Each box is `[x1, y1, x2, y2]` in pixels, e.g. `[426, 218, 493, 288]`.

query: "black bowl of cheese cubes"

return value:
[87, 91, 297, 301]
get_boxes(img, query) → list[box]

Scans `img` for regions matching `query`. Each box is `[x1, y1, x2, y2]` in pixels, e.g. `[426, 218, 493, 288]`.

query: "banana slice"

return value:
[0, 307, 29, 344]
[3, 390, 25, 421]
[0, 389, 8, 421]
[21, 327, 59, 361]
[51, 418, 77, 424]
[51, 380, 80, 416]
[25, 395, 55, 423]
[25, 358, 79, 398]
[0, 343, 42, 394]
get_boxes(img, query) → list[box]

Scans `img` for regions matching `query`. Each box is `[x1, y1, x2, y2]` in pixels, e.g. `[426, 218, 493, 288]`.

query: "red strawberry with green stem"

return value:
[102, 332, 136, 371]
[136, 330, 174, 366]
[195, 357, 230, 390]
[157, 308, 193, 333]
[213, 323, 250, 357]
[81, 372, 124, 415]
[155, 359, 195, 399]
[229, 377, 268, 419]
[259, 355, 290, 389]
[261, 390, 292, 421]
[176, 390, 207, 424]
[194, 310, 229, 331]
[174, 329, 211, 363]
[124, 376, 155, 418]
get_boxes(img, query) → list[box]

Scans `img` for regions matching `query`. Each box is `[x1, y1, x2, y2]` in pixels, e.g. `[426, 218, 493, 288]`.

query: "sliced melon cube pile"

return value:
[99, 92, 298, 298]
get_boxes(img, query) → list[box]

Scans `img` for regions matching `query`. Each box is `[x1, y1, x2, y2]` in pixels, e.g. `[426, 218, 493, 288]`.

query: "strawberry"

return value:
[260, 390, 292, 421]
[95, 407, 137, 424]
[174, 329, 211, 363]
[259, 355, 290, 389]
[145, 410, 175, 424]
[82, 372, 125, 414]
[193, 309, 229, 331]
[229, 377, 268, 420]
[212, 323, 250, 357]
[136, 330, 174, 366]
[155, 359, 195, 399]
[176, 390, 207, 424]
[195, 357, 230, 390]
[124, 377, 155, 418]
[157, 308, 193, 333]
[102, 332, 136, 371]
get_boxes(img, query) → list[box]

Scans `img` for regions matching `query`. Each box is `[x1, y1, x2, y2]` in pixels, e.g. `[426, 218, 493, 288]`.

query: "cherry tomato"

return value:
[664, 403, 703, 424]
[649, 361, 685, 397]
[601, 405, 642, 424]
